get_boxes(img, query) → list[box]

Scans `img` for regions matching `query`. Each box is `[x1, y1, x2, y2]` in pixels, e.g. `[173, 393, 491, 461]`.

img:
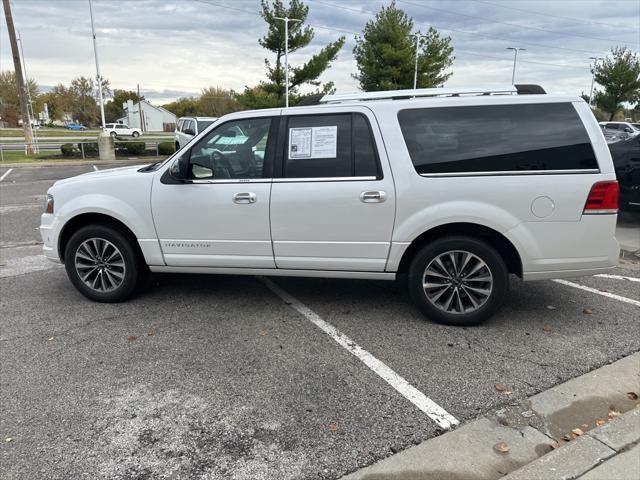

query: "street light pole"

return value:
[412, 32, 428, 90]
[89, 0, 106, 128]
[588, 56, 600, 107]
[506, 47, 526, 85]
[273, 16, 301, 108]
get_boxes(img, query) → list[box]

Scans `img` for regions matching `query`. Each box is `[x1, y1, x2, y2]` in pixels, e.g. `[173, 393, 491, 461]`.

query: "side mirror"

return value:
[184, 128, 195, 136]
[170, 155, 190, 180]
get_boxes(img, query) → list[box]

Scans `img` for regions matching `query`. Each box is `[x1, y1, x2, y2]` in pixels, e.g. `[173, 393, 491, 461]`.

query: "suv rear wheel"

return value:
[408, 236, 508, 326]
[64, 225, 139, 302]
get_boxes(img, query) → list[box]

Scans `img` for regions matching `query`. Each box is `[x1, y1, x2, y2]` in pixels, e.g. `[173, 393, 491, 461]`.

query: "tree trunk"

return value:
[3, 0, 35, 154]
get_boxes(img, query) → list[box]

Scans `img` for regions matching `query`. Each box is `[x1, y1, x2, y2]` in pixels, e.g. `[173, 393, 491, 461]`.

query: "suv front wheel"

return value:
[64, 225, 140, 302]
[408, 236, 508, 326]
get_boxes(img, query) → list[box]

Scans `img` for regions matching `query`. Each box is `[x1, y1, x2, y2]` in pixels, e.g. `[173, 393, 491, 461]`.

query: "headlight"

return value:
[45, 194, 54, 214]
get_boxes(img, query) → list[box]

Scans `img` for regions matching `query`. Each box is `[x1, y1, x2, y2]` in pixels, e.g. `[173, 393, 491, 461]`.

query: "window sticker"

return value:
[289, 126, 338, 159]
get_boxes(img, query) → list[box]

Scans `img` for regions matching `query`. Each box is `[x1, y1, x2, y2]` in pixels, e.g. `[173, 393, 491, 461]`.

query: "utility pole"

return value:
[588, 56, 600, 107]
[137, 84, 144, 132]
[507, 47, 526, 85]
[17, 31, 39, 153]
[2, 0, 35, 154]
[273, 16, 301, 108]
[412, 32, 428, 90]
[89, 0, 106, 128]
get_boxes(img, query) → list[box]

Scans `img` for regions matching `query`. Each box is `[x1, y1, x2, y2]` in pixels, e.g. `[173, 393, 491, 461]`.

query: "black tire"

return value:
[408, 236, 508, 326]
[132, 131, 140, 138]
[64, 225, 139, 302]
[110, 131, 117, 138]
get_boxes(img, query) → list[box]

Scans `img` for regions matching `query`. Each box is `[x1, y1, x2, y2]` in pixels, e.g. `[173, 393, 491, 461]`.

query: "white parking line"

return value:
[594, 274, 640, 283]
[260, 277, 459, 430]
[92, 165, 99, 171]
[553, 279, 640, 307]
[0, 168, 13, 182]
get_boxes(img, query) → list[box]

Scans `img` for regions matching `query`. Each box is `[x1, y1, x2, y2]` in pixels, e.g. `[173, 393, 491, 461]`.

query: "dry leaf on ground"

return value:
[596, 419, 607, 426]
[259, 329, 269, 336]
[127, 335, 137, 342]
[571, 428, 584, 436]
[495, 383, 508, 392]
[493, 442, 509, 453]
[328, 423, 338, 433]
[583, 308, 593, 315]
[543, 324, 553, 332]
[627, 392, 638, 400]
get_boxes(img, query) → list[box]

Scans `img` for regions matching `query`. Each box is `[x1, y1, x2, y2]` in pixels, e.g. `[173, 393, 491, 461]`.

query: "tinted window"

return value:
[186, 117, 272, 180]
[398, 103, 598, 174]
[353, 114, 379, 177]
[284, 113, 379, 178]
[197, 120, 214, 133]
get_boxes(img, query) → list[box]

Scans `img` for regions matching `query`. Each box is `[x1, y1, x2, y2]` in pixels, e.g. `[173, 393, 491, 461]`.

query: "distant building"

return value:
[117, 99, 177, 132]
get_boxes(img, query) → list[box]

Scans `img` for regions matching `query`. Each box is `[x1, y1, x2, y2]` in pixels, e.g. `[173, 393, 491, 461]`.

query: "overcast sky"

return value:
[1, 0, 639, 104]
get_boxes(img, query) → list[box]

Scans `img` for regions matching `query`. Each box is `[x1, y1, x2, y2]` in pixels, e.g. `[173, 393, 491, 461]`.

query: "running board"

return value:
[149, 265, 397, 280]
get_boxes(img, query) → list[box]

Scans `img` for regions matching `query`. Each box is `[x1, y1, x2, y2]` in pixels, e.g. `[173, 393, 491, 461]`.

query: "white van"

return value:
[40, 85, 619, 325]
[175, 117, 217, 150]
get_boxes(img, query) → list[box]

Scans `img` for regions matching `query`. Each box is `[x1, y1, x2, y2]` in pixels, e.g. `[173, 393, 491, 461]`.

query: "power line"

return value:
[399, 0, 637, 45]
[309, 0, 606, 55]
[470, 0, 640, 32]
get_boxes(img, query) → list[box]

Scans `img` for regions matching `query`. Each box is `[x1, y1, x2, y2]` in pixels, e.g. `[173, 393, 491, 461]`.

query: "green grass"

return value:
[0, 150, 57, 163]
[0, 128, 175, 138]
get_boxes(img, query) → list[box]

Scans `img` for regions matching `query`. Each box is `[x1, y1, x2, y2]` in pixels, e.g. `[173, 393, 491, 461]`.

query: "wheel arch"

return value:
[58, 212, 143, 263]
[396, 222, 523, 278]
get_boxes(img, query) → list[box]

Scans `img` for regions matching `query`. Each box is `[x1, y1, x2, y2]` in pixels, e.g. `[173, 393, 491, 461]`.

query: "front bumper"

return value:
[40, 213, 61, 263]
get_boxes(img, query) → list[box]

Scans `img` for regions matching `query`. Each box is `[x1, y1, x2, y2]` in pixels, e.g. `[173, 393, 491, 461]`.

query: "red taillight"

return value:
[584, 181, 619, 214]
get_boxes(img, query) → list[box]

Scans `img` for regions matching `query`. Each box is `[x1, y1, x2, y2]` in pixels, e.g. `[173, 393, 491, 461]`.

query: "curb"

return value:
[342, 352, 640, 480]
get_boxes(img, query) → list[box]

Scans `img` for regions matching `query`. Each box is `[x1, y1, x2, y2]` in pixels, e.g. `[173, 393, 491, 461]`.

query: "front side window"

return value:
[398, 103, 598, 174]
[116, 124, 126, 129]
[184, 117, 272, 180]
[284, 113, 380, 178]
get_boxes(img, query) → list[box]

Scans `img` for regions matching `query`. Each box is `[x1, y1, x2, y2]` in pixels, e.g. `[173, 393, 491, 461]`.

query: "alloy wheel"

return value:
[74, 237, 126, 292]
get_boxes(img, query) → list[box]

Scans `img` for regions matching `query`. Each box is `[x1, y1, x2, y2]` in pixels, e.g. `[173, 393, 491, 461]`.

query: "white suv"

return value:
[40, 85, 620, 326]
[175, 116, 217, 150]
[104, 123, 141, 138]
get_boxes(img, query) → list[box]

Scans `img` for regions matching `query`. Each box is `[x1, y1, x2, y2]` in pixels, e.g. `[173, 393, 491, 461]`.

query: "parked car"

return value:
[599, 121, 640, 137]
[66, 123, 86, 131]
[175, 116, 217, 150]
[608, 135, 640, 211]
[103, 123, 141, 138]
[40, 85, 620, 326]
[601, 126, 630, 144]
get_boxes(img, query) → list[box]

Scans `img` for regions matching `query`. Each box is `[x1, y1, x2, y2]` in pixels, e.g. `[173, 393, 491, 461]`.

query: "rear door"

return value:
[269, 107, 396, 271]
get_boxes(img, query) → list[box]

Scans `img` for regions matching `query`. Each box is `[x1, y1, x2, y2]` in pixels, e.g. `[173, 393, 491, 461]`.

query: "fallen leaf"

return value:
[562, 433, 573, 441]
[5, 437, 12, 443]
[546, 305, 556, 310]
[550, 442, 560, 449]
[127, 335, 137, 342]
[583, 308, 593, 315]
[572, 428, 584, 436]
[495, 383, 508, 392]
[259, 329, 268, 336]
[493, 442, 509, 453]
[581, 424, 589, 428]
[627, 392, 638, 400]
[596, 419, 607, 426]
[608, 410, 621, 418]
[47, 337, 54, 341]
[543, 324, 553, 332]
[147, 329, 155, 336]
[328, 423, 338, 433]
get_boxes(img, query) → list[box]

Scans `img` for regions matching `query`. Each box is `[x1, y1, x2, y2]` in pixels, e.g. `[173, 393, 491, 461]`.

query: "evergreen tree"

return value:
[593, 47, 640, 120]
[237, 0, 345, 108]
[353, 1, 454, 91]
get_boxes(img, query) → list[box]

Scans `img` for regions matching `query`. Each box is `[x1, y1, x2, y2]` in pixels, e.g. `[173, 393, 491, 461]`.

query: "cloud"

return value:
[1, 0, 638, 104]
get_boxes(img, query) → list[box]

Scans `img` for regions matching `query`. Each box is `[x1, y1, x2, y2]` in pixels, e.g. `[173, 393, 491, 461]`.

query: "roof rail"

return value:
[319, 85, 518, 104]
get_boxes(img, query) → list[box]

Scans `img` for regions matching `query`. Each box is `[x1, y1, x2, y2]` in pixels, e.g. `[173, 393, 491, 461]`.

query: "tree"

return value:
[0, 70, 38, 126]
[105, 89, 144, 123]
[353, 1, 454, 91]
[237, 0, 345, 108]
[593, 47, 640, 120]
[162, 96, 200, 117]
[198, 87, 243, 116]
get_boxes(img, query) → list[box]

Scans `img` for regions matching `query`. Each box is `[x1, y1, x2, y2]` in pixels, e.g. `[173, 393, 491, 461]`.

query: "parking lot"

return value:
[1, 163, 639, 480]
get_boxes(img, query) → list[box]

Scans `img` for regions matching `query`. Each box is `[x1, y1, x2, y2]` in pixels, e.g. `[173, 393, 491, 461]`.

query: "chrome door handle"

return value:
[360, 191, 387, 203]
[232, 192, 257, 204]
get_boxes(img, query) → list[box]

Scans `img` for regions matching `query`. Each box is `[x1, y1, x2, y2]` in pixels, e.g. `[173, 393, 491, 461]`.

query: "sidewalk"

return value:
[343, 353, 640, 480]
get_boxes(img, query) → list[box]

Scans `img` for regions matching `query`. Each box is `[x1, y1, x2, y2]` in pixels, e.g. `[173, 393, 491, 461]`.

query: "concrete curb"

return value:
[342, 353, 640, 480]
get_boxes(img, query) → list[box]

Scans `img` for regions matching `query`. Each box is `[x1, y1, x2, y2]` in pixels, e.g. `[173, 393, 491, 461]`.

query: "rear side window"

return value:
[398, 103, 598, 174]
[197, 120, 214, 133]
[284, 113, 380, 178]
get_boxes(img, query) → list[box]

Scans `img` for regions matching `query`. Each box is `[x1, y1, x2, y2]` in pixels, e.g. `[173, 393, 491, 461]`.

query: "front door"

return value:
[151, 115, 277, 268]
[270, 109, 396, 271]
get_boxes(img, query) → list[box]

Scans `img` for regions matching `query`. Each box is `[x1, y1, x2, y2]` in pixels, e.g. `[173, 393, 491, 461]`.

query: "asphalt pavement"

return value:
[1, 163, 639, 480]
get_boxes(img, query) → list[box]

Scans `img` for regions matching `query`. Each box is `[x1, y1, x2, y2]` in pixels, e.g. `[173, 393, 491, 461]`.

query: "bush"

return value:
[125, 141, 146, 155]
[60, 143, 76, 157]
[158, 141, 175, 156]
[79, 142, 98, 156]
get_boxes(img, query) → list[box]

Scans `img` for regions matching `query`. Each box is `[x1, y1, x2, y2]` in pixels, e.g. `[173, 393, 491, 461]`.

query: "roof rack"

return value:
[319, 84, 545, 104]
